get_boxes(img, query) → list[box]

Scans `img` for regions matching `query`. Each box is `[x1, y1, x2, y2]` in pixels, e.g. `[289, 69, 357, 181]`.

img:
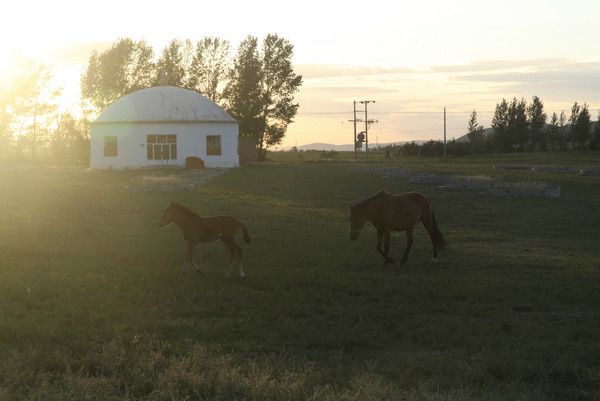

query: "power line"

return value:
[298, 108, 600, 116]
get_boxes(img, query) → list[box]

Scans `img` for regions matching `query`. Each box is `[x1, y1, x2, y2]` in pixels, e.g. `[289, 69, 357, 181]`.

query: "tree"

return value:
[155, 39, 194, 87]
[223, 36, 265, 156]
[466, 110, 484, 148]
[224, 34, 303, 161]
[9, 59, 62, 158]
[572, 102, 591, 150]
[52, 112, 90, 162]
[188, 37, 231, 102]
[507, 97, 528, 152]
[81, 38, 155, 111]
[591, 111, 600, 151]
[558, 111, 568, 151]
[568, 102, 581, 149]
[546, 112, 559, 151]
[258, 34, 303, 156]
[527, 96, 547, 151]
[491, 99, 510, 152]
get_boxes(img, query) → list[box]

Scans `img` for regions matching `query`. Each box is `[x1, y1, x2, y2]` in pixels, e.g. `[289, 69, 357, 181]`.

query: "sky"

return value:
[1, 0, 600, 147]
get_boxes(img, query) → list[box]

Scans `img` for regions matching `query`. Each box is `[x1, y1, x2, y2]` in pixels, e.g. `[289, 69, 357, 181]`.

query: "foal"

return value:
[159, 202, 251, 277]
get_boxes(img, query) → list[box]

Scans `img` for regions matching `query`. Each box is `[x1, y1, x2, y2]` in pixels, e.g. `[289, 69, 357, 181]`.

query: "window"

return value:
[104, 136, 117, 157]
[206, 135, 221, 156]
[147, 135, 177, 160]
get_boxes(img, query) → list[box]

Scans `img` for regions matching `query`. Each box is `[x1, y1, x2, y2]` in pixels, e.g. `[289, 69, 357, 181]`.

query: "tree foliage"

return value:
[223, 36, 265, 152]
[491, 99, 510, 152]
[527, 96, 547, 151]
[8, 59, 62, 158]
[51, 112, 90, 163]
[188, 37, 230, 101]
[155, 39, 194, 88]
[224, 34, 302, 160]
[466, 110, 484, 145]
[81, 38, 155, 111]
[570, 102, 591, 150]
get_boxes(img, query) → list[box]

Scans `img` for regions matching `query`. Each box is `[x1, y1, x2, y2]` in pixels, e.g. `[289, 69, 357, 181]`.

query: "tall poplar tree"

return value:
[81, 38, 155, 111]
[466, 110, 484, 147]
[491, 99, 509, 152]
[507, 97, 528, 152]
[188, 37, 231, 102]
[155, 39, 194, 87]
[527, 96, 547, 151]
[225, 34, 302, 160]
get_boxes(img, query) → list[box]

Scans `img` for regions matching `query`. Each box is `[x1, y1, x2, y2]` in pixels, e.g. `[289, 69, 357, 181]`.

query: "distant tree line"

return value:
[0, 59, 90, 163]
[392, 96, 600, 158]
[0, 34, 302, 162]
[80, 35, 303, 161]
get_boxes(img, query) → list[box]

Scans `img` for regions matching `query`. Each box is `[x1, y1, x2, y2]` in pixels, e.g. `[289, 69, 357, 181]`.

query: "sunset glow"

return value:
[2, 0, 600, 146]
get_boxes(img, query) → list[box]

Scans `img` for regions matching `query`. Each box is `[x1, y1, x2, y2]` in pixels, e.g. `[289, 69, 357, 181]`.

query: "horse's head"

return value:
[349, 203, 367, 240]
[159, 203, 176, 228]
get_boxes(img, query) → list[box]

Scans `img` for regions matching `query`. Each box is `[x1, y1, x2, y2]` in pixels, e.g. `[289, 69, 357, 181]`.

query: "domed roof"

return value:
[93, 86, 236, 123]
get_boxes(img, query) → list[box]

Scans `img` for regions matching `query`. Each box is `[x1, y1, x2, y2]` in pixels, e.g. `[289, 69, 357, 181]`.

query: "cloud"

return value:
[51, 42, 113, 65]
[296, 64, 416, 79]
[452, 60, 600, 100]
[430, 58, 572, 74]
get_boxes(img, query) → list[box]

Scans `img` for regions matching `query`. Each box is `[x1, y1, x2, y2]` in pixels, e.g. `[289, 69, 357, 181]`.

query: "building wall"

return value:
[90, 122, 239, 169]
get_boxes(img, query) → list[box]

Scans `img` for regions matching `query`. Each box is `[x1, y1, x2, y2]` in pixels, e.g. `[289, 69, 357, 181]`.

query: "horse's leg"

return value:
[401, 229, 414, 264]
[376, 226, 386, 261]
[222, 239, 235, 277]
[183, 242, 197, 273]
[191, 244, 204, 274]
[383, 229, 394, 265]
[235, 243, 245, 278]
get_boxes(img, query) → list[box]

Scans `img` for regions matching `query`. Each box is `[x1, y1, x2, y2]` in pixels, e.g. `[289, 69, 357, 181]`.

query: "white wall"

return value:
[90, 122, 239, 169]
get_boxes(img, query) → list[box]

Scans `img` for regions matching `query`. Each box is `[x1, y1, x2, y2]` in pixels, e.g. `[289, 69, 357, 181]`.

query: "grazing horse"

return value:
[159, 202, 251, 277]
[349, 190, 446, 265]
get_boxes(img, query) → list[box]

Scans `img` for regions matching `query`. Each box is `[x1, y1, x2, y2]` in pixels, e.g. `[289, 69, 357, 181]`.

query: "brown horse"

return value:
[159, 202, 251, 277]
[349, 190, 446, 265]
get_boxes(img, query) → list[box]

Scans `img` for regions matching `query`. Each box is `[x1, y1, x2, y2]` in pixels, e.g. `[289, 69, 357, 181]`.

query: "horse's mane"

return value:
[171, 202, 201, 218]
[361, 190, 390, 205]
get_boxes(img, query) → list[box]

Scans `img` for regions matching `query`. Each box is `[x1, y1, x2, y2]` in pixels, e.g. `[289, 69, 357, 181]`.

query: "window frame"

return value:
[103, 136, 118, 157]
[147, 134, 177, 160]
[206, 135, 222, 156]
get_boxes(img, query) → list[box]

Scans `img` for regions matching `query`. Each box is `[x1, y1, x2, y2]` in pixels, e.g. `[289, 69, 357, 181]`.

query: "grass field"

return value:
[1, 153, 600, 400]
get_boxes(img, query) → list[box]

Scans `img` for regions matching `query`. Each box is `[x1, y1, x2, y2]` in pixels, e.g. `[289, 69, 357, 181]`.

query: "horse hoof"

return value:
[431, 257, 438, 264]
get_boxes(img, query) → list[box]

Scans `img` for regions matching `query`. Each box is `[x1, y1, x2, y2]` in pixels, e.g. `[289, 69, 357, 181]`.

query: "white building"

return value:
[90, 86, 239, 169]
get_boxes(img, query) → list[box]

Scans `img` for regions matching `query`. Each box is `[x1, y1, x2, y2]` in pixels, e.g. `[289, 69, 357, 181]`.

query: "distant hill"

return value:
[297, 140, 425, 151]
[455, 127, 494, 142]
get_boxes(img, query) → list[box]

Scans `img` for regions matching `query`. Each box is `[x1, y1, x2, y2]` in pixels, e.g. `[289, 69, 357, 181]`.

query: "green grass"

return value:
[1, 154, 600, 400]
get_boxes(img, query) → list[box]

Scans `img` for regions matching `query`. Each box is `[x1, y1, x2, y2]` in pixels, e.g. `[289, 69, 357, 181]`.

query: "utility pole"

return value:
[359, 100, 378, 161]
[443, 107, 447, 161]
[353, 101, 357, 159]
[348, 101, 363, 160]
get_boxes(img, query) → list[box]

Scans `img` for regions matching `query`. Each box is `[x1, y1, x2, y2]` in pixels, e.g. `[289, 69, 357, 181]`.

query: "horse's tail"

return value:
[410, 192, 447, 252]
[432, 212, 447, 251]
[241, 224, 251, 245]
